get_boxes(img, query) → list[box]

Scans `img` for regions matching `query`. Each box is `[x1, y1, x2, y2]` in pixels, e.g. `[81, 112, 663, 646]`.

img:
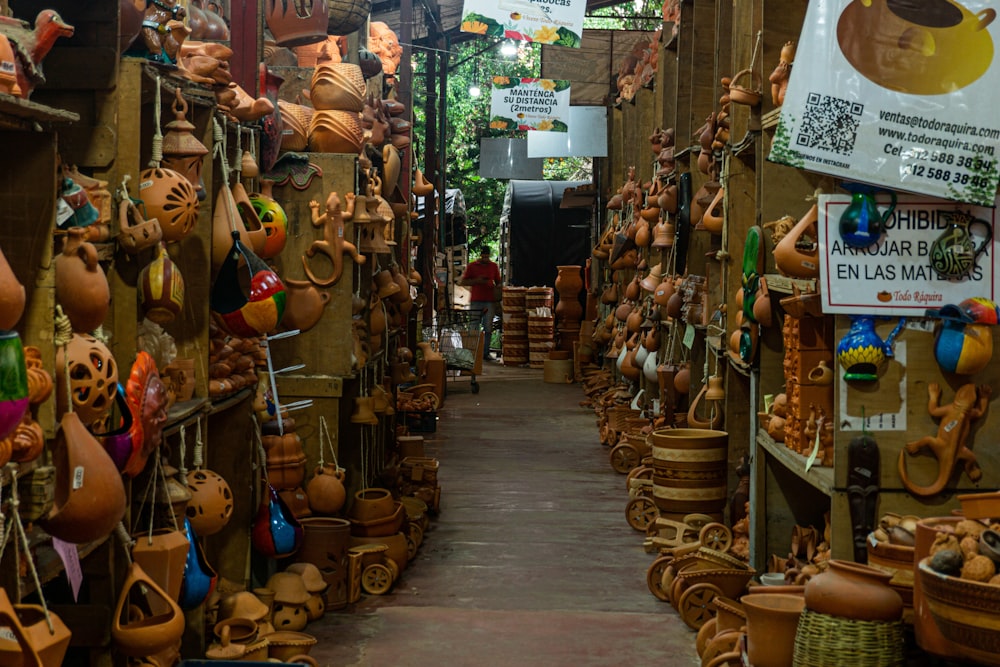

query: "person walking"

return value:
[460, 247, 502, 360]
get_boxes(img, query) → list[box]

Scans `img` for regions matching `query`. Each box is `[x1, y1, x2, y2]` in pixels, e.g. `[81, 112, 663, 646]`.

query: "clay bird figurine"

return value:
[0, 9, 74, 98]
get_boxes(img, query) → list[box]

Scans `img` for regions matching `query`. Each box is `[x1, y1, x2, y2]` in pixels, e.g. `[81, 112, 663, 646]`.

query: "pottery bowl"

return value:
[311, 62, 364, 91]
[918, 557, 1000, 661]
[266, 631, 317, 661]
[213, 616, 258, 644]
[348, 488, 395, 522]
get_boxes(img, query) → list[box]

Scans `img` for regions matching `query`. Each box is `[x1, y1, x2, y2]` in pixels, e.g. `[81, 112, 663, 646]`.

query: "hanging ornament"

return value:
[160, 88, 210, 201]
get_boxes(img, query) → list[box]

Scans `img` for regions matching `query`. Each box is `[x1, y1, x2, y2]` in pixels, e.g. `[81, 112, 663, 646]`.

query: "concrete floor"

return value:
[307, 362, 700, 666]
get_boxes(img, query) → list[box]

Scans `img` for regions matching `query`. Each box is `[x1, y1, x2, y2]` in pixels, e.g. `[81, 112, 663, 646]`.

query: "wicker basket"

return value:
[792, 607, 905, 666]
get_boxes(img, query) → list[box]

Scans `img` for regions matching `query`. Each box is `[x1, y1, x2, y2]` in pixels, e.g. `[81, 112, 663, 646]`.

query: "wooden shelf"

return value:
[0, 92, 80, 129]
[763, 273, 816, 295]
[756, 429, 833, 496]
[761, 107, 781, 130]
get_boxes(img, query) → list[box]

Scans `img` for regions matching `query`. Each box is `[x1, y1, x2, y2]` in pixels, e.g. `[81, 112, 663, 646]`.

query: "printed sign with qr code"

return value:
[768, 0, 1000, 206]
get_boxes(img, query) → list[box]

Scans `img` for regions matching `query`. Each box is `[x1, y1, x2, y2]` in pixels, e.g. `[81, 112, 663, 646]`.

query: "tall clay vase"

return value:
[139, 242, 185, 325]
[112, 562, 186, 658]
[297, 517, 352, 609]
[804, 559, 903, 622]
[741, 593, 805, 667]
[306, 464, 347, 515]
[554, 265, 583, 325]
[0, 243, 25, 330]
[54, 227, 111, 333]
[39, 411, 127, 544]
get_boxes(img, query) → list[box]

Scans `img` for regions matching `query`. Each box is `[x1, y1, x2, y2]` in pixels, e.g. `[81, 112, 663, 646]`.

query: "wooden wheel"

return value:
[418, 391, 440, 409]
[668, 573, 686, 609]
[705, 650, 743, 667]
[385, 557, 400, 581]
[361, 563, 393, 595]
[625, 496, 658, 532]
[695, 616, 717, 658]
[646, 556, 673, 601]
[610, 443, 640, 474]
[409, 522, 424, 548]
[683, 514, 716, 531]
[699, 523, 733, 552]
[625, 465, 652, 490]
[678, 582, 723, 631]
[700, 629, 741, 666]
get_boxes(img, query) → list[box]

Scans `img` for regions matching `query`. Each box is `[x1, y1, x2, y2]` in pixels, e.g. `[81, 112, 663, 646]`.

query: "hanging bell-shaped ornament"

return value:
[160, 89, 210, 201]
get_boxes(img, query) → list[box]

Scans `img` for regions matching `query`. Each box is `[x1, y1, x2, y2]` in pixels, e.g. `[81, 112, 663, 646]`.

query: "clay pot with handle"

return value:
[54, 228, 111, 333]
[306, 464, 347, 515]
[280, 278, 330, 333]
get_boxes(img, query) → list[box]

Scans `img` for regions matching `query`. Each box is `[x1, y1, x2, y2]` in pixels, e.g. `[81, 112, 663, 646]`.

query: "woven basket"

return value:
[792, 607, 905, 666]
[326, 0, 371, 34]
[17, 465, 55, 522]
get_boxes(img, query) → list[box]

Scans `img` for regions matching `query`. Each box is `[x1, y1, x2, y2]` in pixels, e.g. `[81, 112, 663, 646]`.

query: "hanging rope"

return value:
[114, 522, 135, 565]
[54, 306, 73, 414]
[148, 75, 163, 168]
[177, 423, 188, 483]
[317, 416, 341, 472]
[7, 467, 55, 632]
[193, 417, 204, 469]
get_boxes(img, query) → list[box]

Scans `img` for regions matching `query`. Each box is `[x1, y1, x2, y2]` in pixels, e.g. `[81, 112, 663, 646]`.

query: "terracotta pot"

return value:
[185, 468, 234, 536]
[280, 278, 330, 333]
[649, 428, 728, 515]
[40, 411, 127, 543]
[914, 517, 964, 656]
[804, 559, 903, 622]
[741, 593, 804, 667]
[348, 488, 394, 522]
[112, 562, 185, 657]
[140, 242, 185, 325]
[773, 204, 820, 278]
[132, 527, 190, 608]
[0, 243, 25, 330]
[0, 588, 71, 666]
[297, 517, 352, 609]
[54, 228, 110, 332]
[138, 166, 199, 243]
[305, 464, 347, 515]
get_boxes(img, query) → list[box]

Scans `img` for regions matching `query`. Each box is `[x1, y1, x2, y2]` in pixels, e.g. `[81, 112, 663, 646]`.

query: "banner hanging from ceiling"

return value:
[460, 0, 584, 48]
[768, 0, 1000, 206]
[490, 77, 570, 131]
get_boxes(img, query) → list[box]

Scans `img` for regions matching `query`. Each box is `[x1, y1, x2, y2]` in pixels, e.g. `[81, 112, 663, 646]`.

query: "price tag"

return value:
[52, 537, 83, 601]
[683, 323, 695, 349]
[72, 466, 84, 490]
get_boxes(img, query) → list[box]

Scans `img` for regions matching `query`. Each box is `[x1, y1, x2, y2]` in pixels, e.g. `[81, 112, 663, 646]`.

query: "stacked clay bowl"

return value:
[277, 100, 312, 152]
[310, 63, 365, 112]
[308, 110, 364, 154]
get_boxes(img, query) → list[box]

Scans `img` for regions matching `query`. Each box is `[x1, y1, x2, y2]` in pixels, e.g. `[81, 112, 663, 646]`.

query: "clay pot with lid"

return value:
[55, 228, 111, 332]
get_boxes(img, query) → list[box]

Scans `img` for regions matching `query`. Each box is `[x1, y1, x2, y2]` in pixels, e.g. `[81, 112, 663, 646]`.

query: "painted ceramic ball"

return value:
[215, 268, 286, 337]
[249, 193, 288, 259]
[935, 321, 993, 376]
[961, 297, 1000, 325]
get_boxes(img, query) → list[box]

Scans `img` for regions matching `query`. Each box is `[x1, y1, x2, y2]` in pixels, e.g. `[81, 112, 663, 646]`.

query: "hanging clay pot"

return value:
[0, 589, 42, 666]
[112, 562, 185, 658]
[212, 185, 256, 271]
[140, 242, 185, 325]
[231, 182, 269, 257]
[306, 464, 347, 515]
[701, 185, 725, 234]
[54, 228, 111, 333]
[0, 599, 71, 667]
[0, 243, 25, 330]
[178, 517, 218, 610]
[138, 167, 199, 243]
[210, 231, 286, 338]
[40, 411, 127, 543]
[773, 205, 820, 279]
[673, 364, 691, 394]
[55, 332, 118, 427]
[249, 191, 289, 259]
[185, 468, 234, 536]
[253, 481, 304, 559]
[117, 197, 164, 254]
[132, 527, 191, 606]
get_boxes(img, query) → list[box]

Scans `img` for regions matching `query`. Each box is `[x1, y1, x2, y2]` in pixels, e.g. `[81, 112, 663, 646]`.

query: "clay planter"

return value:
[741, 593, 804, 667]
[40, 411, 127, 543]
[112, 562, 185, 658]
[804, 559, 903, 622]
[649, 429, 728, 515]
[348, 488, 395, 522]
[131, 528, 191, 605]
[0, 600, 72, 667]
[54, 228, 110, 332]
[918, 557, 1000, 664]
[305, 464, 347, 515]
[297, 517, 352, 609]
[266, 630, 317, 661]
[350, 501, 405, 537]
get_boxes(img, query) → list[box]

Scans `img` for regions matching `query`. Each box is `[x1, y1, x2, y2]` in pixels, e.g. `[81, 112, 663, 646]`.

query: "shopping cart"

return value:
[436, 308, 485, 394]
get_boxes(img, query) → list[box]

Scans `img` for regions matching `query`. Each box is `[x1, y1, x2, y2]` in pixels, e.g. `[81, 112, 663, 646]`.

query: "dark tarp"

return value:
[506, 180, 591, 289]
[415, 188, 467, 247]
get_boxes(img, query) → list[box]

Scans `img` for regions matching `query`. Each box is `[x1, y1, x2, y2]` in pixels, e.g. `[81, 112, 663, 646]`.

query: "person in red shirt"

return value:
[460, 247, 502, 360]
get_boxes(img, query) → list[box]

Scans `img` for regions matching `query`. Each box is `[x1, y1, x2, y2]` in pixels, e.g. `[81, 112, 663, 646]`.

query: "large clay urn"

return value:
[39, 411, 127, 543]
[804, 559, 903, 622]
[305, 464, 347, 515]
[54, 228, 110, 332]
[0, 243, 25, 330]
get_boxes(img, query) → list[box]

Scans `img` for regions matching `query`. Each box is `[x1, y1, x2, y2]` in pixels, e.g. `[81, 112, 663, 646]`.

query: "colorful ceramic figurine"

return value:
[133, 0, 186, 63]
[925, 298, 998, 375]
[303, 191, 366, 288]
[898, 382, 991, 497]
[838, 183, 896, 248]
[0, 9, 74, 98]
[929, 210, 992, 279]
[836, 316, 905, 381]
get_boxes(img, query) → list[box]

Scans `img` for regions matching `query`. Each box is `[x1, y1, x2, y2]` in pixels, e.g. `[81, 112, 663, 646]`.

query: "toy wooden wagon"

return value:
[348, 543, 398, 598]
[666, 548, 754, 630]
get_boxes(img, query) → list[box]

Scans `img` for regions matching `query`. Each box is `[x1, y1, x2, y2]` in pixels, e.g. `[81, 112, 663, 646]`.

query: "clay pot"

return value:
[297, 517, 351, 609]
[348, 488, 394, 522]
[0, 599, 71, 666]
[55, 228, 110, 332]
[40, 411, 127, 543]
[305, 464, 347, 515]
[0, 244, 25, 330]
[773, 205, 820, 278]
[117, 198, 164, 254]
[280, 278, 330, 333]
[140, 242, 185, 325]
[185, 468, 234, 536]
[112, 562, 185, 657]
[138, 167, 199, 243]
[741, 593, 804, 667]
[253, 482, 304, 558]
[804, 559, 903, 622]
[131, 528, 191, 606]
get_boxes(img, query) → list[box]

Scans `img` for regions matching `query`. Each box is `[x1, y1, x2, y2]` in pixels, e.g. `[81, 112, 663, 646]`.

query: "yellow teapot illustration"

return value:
[837, 0, 995, 94]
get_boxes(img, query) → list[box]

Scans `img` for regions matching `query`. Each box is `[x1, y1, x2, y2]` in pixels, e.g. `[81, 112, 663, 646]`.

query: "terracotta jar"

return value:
[306, 464, 347, 515]
[804, 559, 903, 622]
[54, 228, 110, 333]
[280, 278, 330, 333]
[40, 411, 127, 543]
[0, 243, 25, 330]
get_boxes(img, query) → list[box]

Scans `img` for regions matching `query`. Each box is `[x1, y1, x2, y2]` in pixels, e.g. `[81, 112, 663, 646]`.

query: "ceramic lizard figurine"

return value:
[898, 382, 991, 497]
[303, 191, 365, 288]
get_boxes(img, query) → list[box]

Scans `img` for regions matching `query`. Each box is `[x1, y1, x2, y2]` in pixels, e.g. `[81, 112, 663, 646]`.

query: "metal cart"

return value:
[437, 308, 485, 394]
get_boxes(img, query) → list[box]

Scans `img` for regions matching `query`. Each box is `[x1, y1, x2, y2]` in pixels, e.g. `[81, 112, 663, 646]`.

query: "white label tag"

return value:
[72, 466, 84, 490]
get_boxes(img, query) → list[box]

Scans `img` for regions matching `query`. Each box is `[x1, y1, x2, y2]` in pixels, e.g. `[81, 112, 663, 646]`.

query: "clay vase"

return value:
[804, 559, 903, 622]
[140, 242, 186, 325]
[212, 185, 256, 271]
[40, 411, 127, 543]
[297, 517, 352, 609]
[773, 204, 820, 278]
[117, 197, 164, 255]
[0, 332, 28, 441]
[673, 364, 691, 394]
[280, 278, 330, 333]
[741, 593, 805, 667]
[112, 562, 185, 658]
[54, 228, 111, 333]
[0, 243, 25, 330]
[305, 464, 347, 515]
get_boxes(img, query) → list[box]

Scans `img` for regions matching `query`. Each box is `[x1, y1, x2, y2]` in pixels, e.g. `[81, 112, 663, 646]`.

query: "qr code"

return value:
[795, 93, 863, 156]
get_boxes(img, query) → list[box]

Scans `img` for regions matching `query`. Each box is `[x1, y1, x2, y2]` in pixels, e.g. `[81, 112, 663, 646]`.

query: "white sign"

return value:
[490, 77, 570, 132]
[769, 0, 1000, 205]
[460, 0, 584, 47]
[818, 193, 999, 316]
[526, 106, 607, 157]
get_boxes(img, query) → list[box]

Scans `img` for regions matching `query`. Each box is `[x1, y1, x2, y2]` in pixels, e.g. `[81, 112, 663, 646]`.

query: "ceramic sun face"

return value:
[124, 351, 169, 476]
